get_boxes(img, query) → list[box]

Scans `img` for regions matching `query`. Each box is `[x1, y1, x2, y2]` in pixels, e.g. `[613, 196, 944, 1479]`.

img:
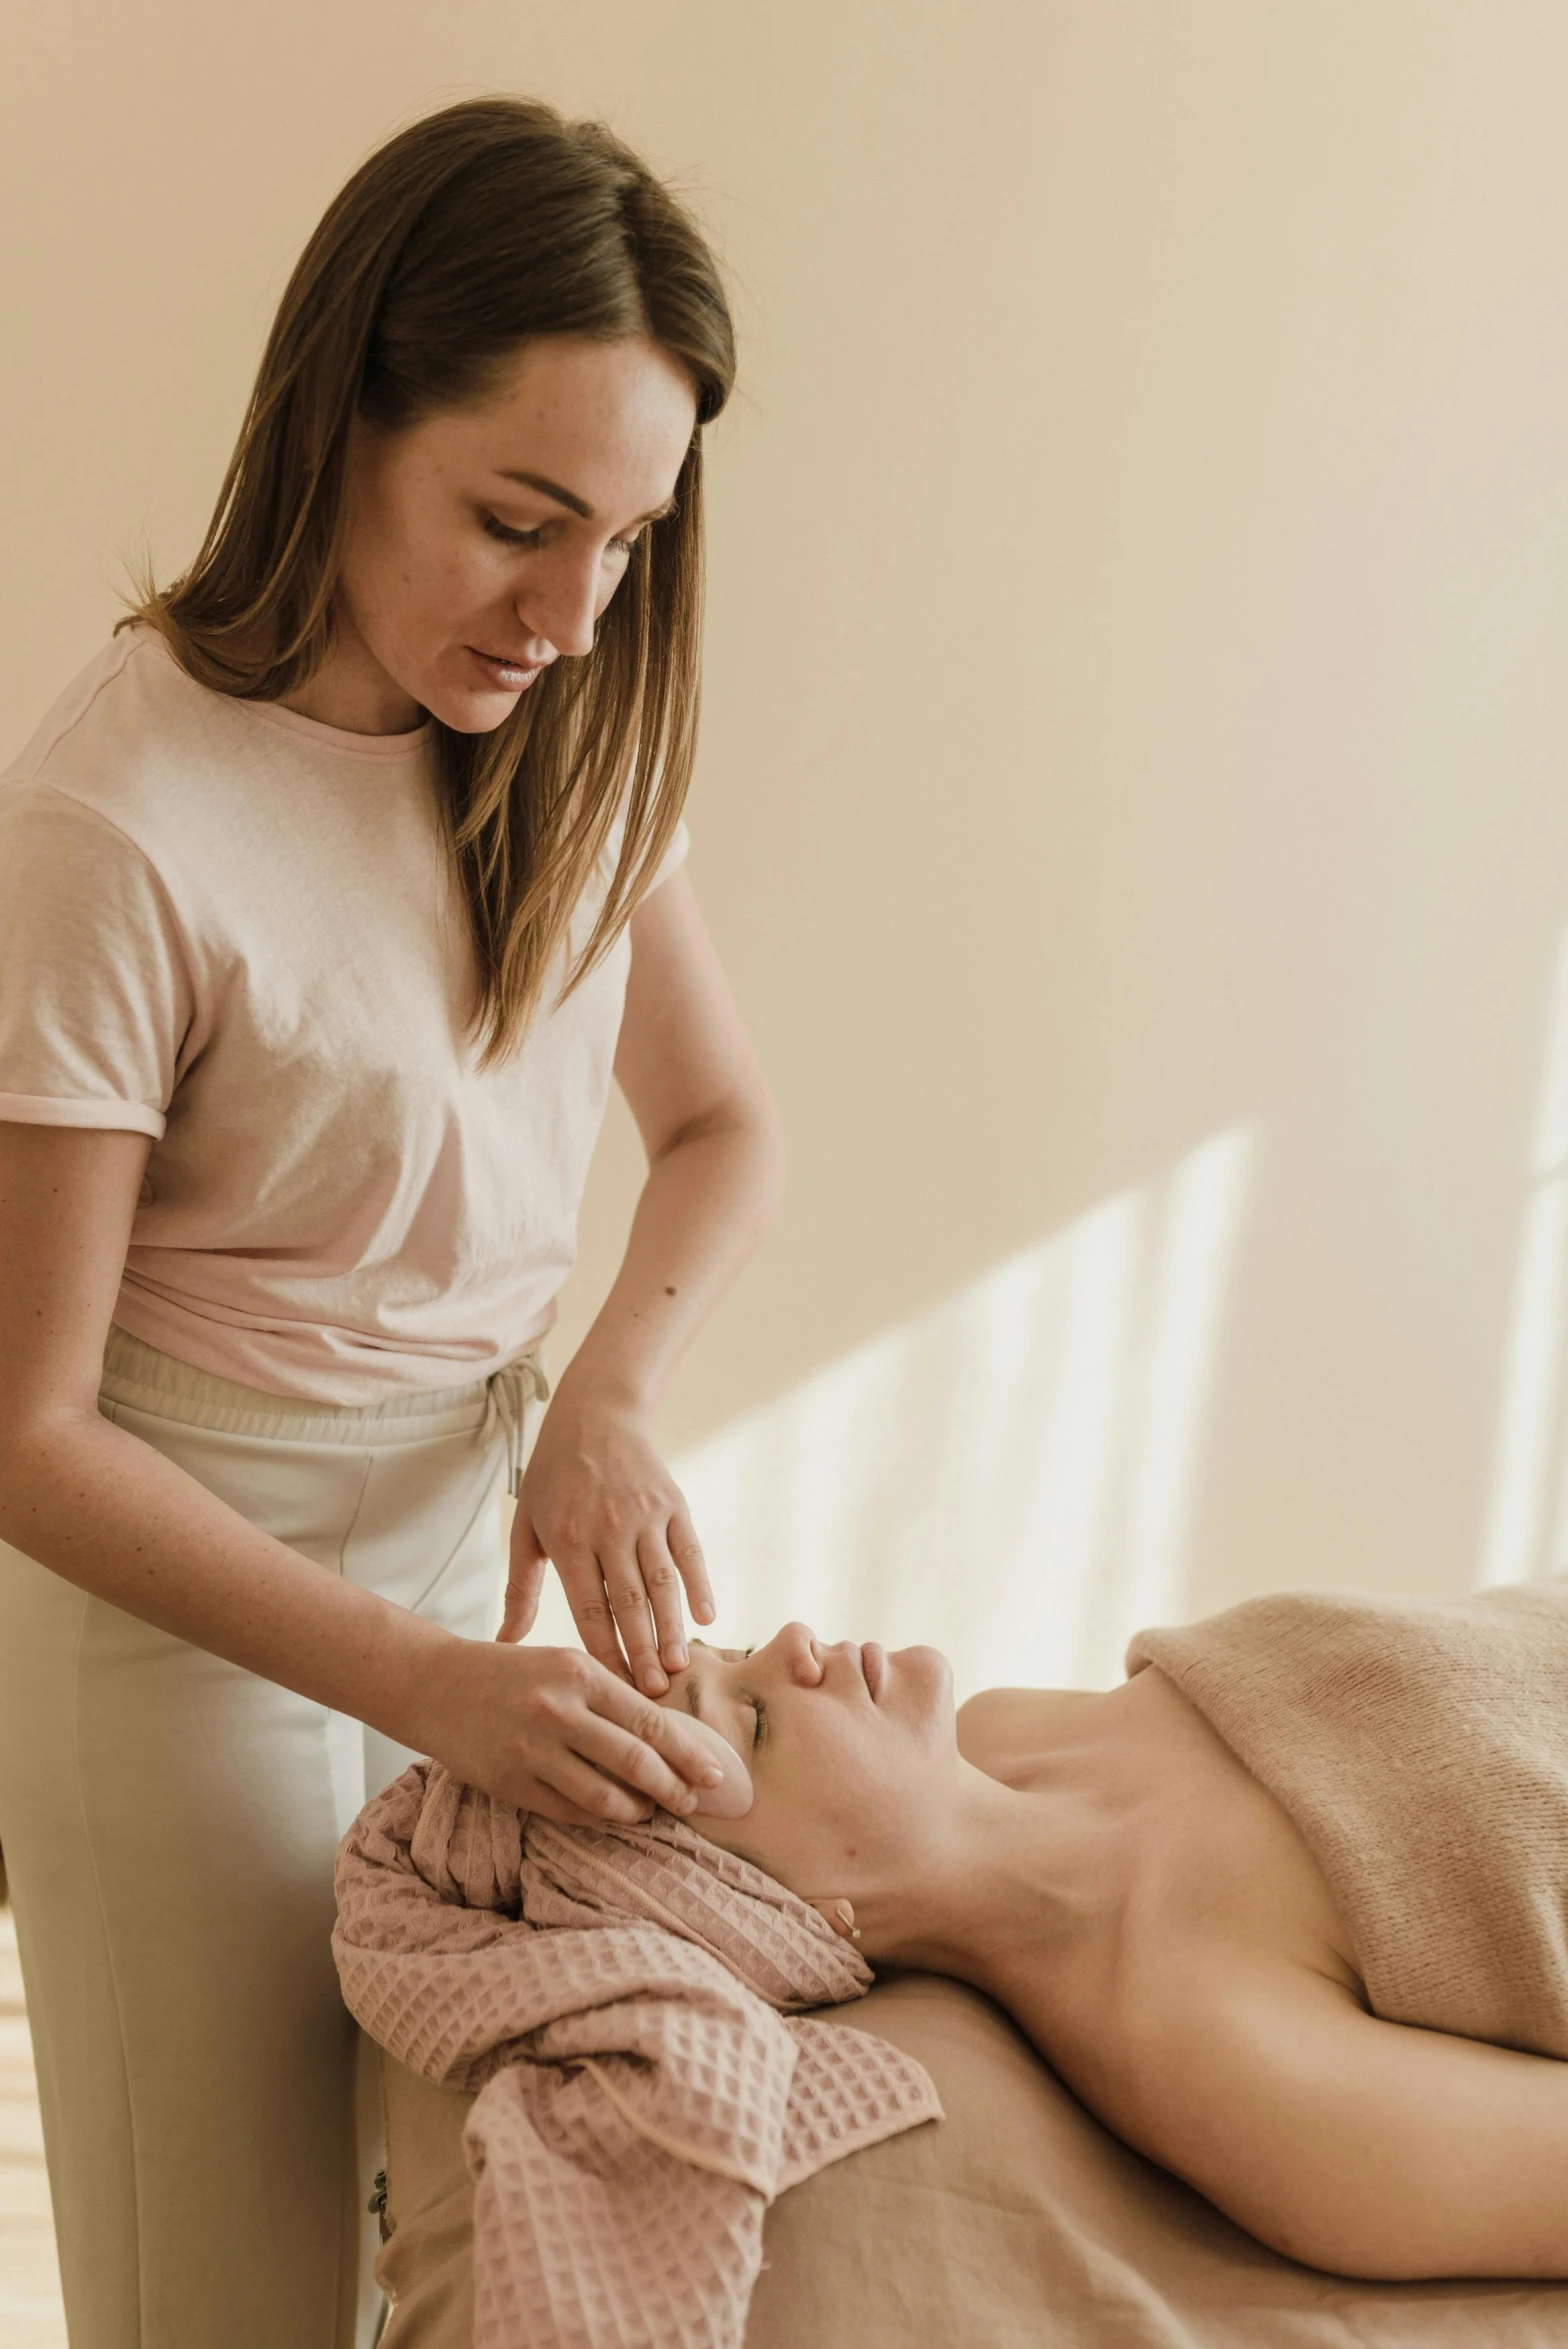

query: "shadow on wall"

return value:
[1479, 925, 1568, 1591]
[532, 1125, 1256, 1696]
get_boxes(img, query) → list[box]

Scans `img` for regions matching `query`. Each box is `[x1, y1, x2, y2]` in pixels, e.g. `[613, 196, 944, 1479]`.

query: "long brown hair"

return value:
[121, 95, 736, 1065]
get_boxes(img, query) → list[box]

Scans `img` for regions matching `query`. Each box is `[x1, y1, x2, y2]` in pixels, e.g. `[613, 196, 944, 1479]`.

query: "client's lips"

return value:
[860, 1642, 887, 1701]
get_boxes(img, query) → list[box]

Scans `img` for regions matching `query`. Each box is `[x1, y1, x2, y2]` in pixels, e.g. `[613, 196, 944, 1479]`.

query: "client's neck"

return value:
[860, 1761, 1115, 2001]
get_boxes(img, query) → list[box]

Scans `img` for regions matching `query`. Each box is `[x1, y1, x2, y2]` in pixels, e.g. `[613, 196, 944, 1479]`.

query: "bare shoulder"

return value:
[954, 1685, 1043, 1755]
[1103, 1961, 1568, 2281]
[957, 1667, 1202, 1784]
[956, 1686, 1100, 1784]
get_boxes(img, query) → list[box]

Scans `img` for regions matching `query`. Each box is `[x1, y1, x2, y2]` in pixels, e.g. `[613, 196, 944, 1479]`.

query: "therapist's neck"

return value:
[274, 619, 425, 737]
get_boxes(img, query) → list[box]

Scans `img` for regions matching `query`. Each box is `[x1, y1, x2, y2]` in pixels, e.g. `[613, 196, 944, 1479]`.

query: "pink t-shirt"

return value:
[0, 628, 688, 1403]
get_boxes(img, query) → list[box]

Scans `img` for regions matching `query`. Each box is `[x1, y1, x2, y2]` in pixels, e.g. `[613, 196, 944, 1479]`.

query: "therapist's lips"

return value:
[467, 646, 545, 689]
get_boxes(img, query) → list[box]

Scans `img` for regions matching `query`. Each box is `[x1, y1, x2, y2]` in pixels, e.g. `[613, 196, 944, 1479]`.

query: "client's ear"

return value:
[804, 1897, 861, 1942]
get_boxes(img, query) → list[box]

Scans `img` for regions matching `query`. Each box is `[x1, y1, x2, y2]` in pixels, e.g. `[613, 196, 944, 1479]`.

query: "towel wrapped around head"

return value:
[1128, 1575, 1568, 2059]
[333, 1759, 942, 2349]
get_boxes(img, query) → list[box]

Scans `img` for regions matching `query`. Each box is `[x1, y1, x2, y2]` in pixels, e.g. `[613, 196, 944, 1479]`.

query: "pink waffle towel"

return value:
[333, 1760, 943, 2349]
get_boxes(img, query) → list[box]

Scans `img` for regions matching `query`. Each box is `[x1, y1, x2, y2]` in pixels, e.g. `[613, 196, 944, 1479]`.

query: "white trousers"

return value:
[0, 1325, 546, 2349]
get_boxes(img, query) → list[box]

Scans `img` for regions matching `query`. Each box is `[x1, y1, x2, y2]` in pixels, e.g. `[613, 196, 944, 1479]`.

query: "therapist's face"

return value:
[332, 332, 696, 732]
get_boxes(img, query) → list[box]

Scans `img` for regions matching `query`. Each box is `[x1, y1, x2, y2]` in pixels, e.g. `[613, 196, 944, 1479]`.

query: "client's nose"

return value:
[773, 1621, 826, 1683]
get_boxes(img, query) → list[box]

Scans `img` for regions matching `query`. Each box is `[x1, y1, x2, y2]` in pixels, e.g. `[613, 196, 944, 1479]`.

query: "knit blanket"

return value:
[333, 1761, 942, 2349]
[1127, 1577, 1568, 2059]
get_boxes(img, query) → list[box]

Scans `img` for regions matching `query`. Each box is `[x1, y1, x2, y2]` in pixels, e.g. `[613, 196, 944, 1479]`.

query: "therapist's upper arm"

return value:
[613, 866, 784, 1165]
[0, 1121, 150, 1436]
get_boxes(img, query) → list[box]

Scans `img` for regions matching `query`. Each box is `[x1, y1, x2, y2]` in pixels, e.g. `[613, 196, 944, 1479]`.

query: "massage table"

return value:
[369, 1968, 1568, 2346]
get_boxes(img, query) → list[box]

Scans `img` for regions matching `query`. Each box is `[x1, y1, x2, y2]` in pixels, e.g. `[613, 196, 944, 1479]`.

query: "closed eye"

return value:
[482, 513, 640, 557]
[683, 1654, 764, 1755]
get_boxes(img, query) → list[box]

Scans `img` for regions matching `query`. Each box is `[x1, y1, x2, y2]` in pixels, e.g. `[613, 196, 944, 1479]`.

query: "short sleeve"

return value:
[0, 785, 195, 1140]
[650, 814, 691, 891]
[598, 775, 690, 899]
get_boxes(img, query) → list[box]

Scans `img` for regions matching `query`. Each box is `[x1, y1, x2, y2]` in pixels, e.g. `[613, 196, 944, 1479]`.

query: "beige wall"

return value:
[7, 4, 1568, 1686]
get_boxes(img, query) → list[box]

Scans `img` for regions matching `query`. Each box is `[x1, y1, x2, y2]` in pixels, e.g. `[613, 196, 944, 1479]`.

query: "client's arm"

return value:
[1115, 1965, 1568, 2281]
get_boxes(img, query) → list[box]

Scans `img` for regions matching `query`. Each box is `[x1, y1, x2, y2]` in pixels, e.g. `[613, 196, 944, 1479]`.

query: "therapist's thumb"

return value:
[496, 1552, 545, 1643]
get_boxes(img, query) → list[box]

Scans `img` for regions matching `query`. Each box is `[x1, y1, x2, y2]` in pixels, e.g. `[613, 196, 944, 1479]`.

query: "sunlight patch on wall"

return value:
[1477, 929, 1568, 1588]
[659, 1123, 1257, 1697]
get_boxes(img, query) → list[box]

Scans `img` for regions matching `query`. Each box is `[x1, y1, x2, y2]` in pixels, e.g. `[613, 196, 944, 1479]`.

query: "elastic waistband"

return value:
[99, 1323, 547, 1455]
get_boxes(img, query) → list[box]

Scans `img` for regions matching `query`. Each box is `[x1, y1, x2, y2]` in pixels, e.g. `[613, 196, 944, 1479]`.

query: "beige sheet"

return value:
[374, 1971, 1568, 2347]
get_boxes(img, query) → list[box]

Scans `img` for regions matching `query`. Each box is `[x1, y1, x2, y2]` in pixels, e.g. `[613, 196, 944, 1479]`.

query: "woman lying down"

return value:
[334, 1576, 1568, 2346]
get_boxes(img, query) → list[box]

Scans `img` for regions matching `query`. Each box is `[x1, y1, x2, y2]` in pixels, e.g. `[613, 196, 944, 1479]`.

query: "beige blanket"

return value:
[377, 1973, 1568, 2349]
[1128, 1576, 1568, 2057]
[332, 1760, 941, 2349]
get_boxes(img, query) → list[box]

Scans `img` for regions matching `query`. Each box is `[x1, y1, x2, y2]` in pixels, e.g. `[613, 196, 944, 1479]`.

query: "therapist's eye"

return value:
[482, 512, 639, 558]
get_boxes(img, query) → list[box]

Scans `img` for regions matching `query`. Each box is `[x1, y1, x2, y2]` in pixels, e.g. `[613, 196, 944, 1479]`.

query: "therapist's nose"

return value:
[512, 544, 613, 662]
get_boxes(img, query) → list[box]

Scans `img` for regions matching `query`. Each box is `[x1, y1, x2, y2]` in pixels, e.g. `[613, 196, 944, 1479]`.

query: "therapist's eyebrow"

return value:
[494, 468, 677, 526]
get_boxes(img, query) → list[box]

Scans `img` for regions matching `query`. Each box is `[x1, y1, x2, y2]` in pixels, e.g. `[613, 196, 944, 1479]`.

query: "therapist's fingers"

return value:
[638, 1527, 691, 1677]
[666, 1502, 714, 1629]
[498, 1508, 549, 1643]
[539, 1751, 657, 1826]
[603, 1558, 669, 1697]
[585, 1670, 728, 1804]
[553, 1543, 638, 1685]
[571, 1723, 699, 1819]
[497, 1554, 546, 1644]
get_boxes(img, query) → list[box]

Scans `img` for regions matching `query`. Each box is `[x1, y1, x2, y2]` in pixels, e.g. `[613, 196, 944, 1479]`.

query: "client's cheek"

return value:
[766, 1816, 868, 1900]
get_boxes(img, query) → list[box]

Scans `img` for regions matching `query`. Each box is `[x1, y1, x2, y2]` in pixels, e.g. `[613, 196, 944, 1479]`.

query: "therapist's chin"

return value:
[423, 687, 524, 734]
[414, 651, 541, 732]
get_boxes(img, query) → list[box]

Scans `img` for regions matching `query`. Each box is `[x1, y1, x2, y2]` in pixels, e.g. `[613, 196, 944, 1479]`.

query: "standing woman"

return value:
[0, 95, 783, 2349]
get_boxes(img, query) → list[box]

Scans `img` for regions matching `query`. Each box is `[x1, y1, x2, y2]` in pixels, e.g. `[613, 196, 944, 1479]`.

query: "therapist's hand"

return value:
[413, 1637, 726, 1827]
[498, 1375, 715, 1695]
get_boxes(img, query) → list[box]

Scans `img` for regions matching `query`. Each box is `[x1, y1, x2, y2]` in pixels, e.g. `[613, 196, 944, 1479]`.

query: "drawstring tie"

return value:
[481, 1352, 551, 1497]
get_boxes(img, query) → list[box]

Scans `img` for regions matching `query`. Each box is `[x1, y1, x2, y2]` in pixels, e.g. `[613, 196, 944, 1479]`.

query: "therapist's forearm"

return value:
[562, 1104, 786, 1413]
[0, 1407, 445, 1735]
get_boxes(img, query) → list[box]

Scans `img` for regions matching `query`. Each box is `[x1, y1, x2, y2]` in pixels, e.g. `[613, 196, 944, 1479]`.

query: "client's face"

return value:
[653, 1623, 958, 1905]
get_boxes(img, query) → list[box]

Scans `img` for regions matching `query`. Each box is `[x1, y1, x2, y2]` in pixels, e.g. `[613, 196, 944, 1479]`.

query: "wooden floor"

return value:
[0, 1904, 67, 2348]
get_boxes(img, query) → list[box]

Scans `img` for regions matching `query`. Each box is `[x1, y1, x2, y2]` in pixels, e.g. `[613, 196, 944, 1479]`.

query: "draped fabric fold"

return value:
[1128, 1576, 1568, 2059]
[334, 1761, 942, 2349]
